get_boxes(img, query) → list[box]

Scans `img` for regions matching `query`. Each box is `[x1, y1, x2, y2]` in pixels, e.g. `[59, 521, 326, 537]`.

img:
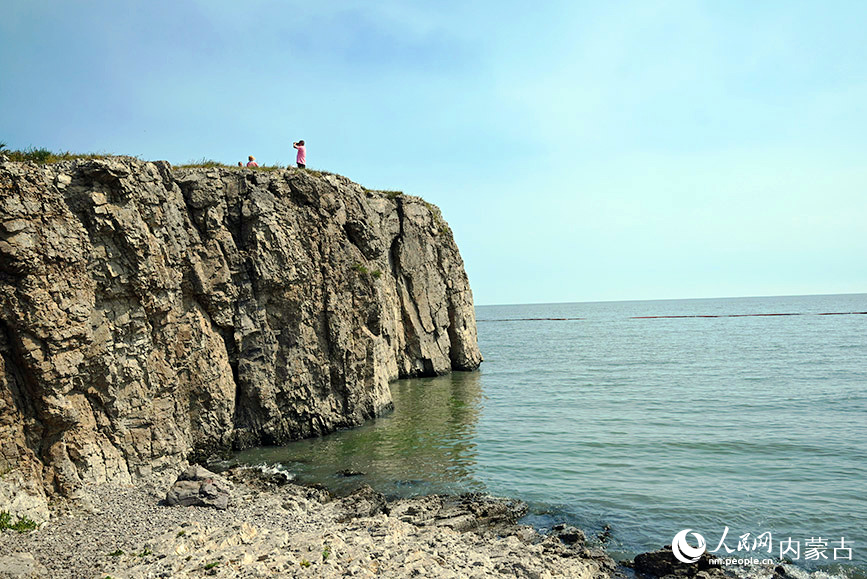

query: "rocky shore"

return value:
[0, 157, 750, 578]
[0, 466, 620, 578]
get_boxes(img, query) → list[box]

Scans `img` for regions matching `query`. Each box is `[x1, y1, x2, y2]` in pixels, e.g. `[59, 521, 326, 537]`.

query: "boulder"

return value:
[0, 553, 49, 579]
[632, 546, 727, 578]
[390, 493, 528, 535]
[551, 523, 587, 545]
[335, 485, 388, 521]
[165, 465, 232, 510]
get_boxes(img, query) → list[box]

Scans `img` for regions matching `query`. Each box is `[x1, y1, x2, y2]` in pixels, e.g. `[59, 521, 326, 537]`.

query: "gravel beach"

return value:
[0, 467, 618, 578]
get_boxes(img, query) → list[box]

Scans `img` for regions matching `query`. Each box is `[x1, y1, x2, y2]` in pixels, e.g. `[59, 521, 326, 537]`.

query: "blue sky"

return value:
[2, 0, 865, 305]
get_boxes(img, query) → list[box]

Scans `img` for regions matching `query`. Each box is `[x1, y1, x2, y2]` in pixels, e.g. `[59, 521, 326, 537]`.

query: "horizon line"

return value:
[475, 291, 867, 308]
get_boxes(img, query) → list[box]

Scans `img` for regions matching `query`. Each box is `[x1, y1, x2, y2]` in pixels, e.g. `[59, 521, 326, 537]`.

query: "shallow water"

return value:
[233, 293, 867, 576]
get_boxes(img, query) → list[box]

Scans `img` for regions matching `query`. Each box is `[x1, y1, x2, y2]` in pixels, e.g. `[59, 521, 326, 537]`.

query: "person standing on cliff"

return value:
[246, 155, 259, 167]
[293, 140, 306, 168]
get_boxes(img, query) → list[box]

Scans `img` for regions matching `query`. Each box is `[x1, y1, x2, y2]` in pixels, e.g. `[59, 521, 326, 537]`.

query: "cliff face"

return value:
[0, 157, 481, 520]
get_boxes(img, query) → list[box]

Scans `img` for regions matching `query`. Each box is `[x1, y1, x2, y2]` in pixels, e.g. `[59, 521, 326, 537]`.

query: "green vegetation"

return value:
[204, 561, 221, 570]
[0, 146, 121, 164]
[256, 164, 289, 172]
[108, 549, 124, 557]
[178, 159, 296, 172]
[305, 168, 336, 178]
[0, 146, 432, 208]
[322, 544, 331, 561]
[137, 548, 153, 558]
[178, 158, 225, 169]
[300, 558, 311, 568]
[0, 511, 38, 533]
[352, 263, 383, 279]
[0, 147, 297, 171]
[176, 530, 186, 537]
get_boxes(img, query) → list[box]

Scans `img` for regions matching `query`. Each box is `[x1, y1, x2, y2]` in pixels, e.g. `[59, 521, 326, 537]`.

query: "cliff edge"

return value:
[0, 157, 481, 520]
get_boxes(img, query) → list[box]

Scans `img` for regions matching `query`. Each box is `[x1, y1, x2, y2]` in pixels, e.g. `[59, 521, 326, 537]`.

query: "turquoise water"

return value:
[233, 293, 867, 575]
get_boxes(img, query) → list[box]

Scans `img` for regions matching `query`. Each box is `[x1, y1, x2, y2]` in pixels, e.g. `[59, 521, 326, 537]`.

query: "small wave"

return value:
[242, 462, 296, 482]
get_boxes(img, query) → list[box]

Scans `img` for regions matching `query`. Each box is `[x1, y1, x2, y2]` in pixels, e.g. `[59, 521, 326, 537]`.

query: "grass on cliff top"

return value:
[176, 158, 274, 170]
[1, 144, 408, 199]
[0, 143, 125, 164]
[0, 146, 317, 174]
[176, 158, 339, 177]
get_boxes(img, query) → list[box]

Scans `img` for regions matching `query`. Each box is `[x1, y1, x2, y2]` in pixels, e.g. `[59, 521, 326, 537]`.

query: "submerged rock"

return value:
[337, 469, 366, 477]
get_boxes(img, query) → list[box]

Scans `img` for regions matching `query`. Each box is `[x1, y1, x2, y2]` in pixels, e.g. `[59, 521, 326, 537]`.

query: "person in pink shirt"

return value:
[293, 140, 306, 168]
[246, 155, 259, 167]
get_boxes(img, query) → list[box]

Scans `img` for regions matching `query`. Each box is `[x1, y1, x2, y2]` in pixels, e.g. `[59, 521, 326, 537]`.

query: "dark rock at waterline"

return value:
[238, 469, 293, 488]
[223, 466, 315, 496]
[389, 493, 528, 535]
[551, 523, 587, 546]
[772, 565, 797, 579]
[336, 485, 388, 521]
[165, 466, 232, 510]
[263, 470, 293, 485]
[631, 546, 728, 579]
[544, 525, 615, 574]
[337, 469, 366, 477]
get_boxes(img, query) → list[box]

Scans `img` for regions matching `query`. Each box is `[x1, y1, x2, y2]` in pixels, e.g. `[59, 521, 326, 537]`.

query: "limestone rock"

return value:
[390, 493, 528, 535]
[334, 484, 388, 521]
[165, 465, 232, 509]
[1, 475, 615, 579]
[550, 523, 587, 546]
[0, 553, 49, 579]
[0, 157, 482, 516]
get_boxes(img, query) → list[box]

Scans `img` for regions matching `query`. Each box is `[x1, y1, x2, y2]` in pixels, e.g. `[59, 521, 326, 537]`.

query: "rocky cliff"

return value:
[0, 156, 481, 520]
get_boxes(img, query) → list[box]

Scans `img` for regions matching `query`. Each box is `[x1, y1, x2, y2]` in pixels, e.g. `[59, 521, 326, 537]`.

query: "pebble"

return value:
[0, 469, 618, 578]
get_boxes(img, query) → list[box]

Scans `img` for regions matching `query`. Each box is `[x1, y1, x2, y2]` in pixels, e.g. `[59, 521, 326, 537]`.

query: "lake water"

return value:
[233, 293, 867, 576]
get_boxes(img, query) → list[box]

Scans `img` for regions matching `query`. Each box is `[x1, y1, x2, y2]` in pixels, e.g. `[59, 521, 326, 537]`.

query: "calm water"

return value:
[233, 293, 867, 575]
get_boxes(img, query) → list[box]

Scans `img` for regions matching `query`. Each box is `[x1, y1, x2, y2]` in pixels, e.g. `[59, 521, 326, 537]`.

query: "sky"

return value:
[2, 0, 865, 305]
